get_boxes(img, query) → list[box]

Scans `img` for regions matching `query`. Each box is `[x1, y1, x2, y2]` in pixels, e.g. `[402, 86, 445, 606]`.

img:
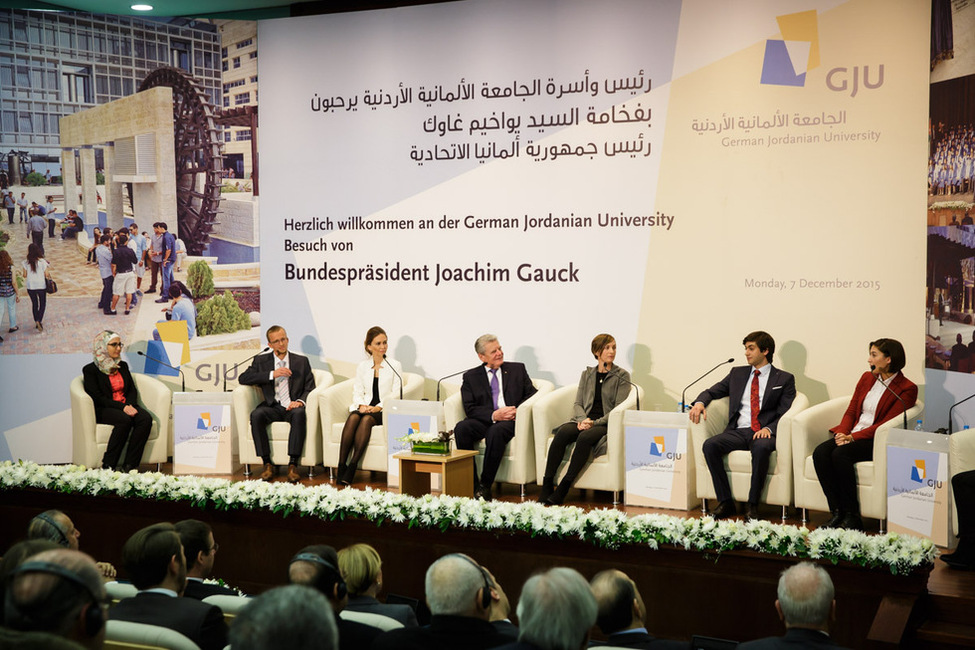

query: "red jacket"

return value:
[830, 371, 918, 441]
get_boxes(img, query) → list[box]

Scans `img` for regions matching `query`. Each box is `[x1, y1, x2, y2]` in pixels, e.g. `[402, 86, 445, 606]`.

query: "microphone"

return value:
[383, 354, 404, 399]
[872, 366, 910, 430]
[611, 366, 641, 411]
[680, 358, 735, 412]
[138, 350, 187, 392]
[948, 393, 975, 434]
[436, 367, 469, 401]
[223, 346, 270, 391]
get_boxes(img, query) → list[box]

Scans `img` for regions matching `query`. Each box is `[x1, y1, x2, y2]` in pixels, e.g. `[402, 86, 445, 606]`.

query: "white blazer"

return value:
[350, 357, 403, 411]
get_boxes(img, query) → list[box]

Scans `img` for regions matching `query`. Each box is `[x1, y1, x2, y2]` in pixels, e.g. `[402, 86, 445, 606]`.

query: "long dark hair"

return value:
[0, 249, 11, 275]
[27, 243, 43, 272]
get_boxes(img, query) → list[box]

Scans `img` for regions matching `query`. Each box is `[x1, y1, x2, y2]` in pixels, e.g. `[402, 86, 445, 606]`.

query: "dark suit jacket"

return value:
[371, 614, 509, 650]
[182, 578, 240, 600]
[694, 365, 796, 436]
[238, 350, 315, 406]
[339, 615, 383, 650]
[108, 591, 227, 650]
[347, 594, 418, 627]
[82, 361, 140, 411]
[592, 630, 690, 649]
[830, 371, 918, 441]
[492, 619, 519, 642]
[460, 362, 537, 425]
[737, 627, 847, 649]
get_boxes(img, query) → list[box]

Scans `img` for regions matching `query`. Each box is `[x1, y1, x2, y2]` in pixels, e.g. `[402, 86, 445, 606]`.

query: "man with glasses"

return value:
[175, 519, 241, 599]
[239, 325, 316, 483]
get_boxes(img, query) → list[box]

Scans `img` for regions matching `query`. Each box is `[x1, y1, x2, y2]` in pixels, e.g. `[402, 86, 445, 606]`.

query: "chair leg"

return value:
[520, 484, 526, 498]
[781, 505, 787, 522]
[156, 463, 161, 472]
[801, 507, 807, 524]
[879, 519, 886, 534]
[308, 465, 315, 479]
[612, 491, 620, 506]
[243, 464, 251, 477]
[702, 498, 709, 515]
[328, 467, 334, 481]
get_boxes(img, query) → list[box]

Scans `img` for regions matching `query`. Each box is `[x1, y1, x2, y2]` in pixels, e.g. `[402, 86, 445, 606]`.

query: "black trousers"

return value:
[454, 418, 515, 487]
[27, 289, 46, 323]
[30, 230, 44, 255]
[97, 405, 153, 469]
[702, 427, 776, 504]
[99, 276, 113, 312]
[953, 469, 975, 538]
[813, 437, 873, 514]
[250, 402, 307, 461]
[543, 421, 607, 486]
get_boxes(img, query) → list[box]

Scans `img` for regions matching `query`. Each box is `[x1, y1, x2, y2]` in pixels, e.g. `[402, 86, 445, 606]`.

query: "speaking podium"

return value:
[623, 410, 698, 510]
[172, 392, 236, 475]
[887, 428, 952, 546]
[384, 399, 445, 489]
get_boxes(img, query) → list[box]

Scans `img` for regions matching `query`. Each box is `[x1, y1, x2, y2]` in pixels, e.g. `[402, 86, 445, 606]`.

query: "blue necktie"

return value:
[490, 368, 500, 410]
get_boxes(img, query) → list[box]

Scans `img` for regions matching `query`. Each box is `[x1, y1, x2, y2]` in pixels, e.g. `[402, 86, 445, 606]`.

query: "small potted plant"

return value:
[399, 430, 453, 455]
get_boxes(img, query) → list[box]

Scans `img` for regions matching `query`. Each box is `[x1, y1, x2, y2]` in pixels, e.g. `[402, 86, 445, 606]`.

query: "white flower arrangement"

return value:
[929, 201, 974, 211]
[0, 461, 937, 575]
[398, 432, 443, 443]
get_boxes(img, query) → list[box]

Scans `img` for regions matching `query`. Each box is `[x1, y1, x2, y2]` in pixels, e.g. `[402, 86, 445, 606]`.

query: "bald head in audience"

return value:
[590, 569, 646, 636]
[517, 567, 596, 650]
[775, 562, 835, 631]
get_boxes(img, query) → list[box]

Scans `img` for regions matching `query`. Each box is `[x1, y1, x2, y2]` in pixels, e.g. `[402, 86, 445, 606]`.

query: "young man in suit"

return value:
[108, 523, 228, 650]
[455, 334, 537, 500]
[688, 330, 797, 520]
[175, 519, 240, 599]
[239, 325, 316, 483]
[589, 570, 687, 650]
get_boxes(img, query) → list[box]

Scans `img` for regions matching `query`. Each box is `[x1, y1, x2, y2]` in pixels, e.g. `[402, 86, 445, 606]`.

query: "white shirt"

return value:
[736, 363, 772, 430]
[853, 374, 893, 433]
[350, 357, 403, 412]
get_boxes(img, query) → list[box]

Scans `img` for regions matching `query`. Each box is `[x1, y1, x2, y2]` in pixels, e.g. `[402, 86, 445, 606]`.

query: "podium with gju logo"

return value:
[623, 411, 698, 510]
[173, 392, 235, 475]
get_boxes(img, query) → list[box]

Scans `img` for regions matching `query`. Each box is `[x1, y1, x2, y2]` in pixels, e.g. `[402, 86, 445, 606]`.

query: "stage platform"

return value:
[1, 463, 972, 649]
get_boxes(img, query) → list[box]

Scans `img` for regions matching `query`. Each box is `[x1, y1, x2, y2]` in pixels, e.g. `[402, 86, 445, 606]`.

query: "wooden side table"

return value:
[394, 449, 479, 498]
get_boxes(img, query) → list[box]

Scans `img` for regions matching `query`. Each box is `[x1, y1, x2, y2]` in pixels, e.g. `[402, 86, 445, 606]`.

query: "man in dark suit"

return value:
[496, 567, 596, 650]
[455, 334, 537, 500]
[287, 545, 381, 650]
[174, 519, 241, 600]
[738, 563, 848, 649]
[239, 325, 316, 483]
[373, 554, 510, 650]
[108, 523, 228, 650]
[589, 570, 687, 650]
[689, 330, 796, 520]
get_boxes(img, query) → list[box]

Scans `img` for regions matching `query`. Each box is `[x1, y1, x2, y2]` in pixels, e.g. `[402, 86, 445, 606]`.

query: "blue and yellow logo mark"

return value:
[197, 412, 211, 430]
[761, 10, 819, 87]
[650, 436, 665, 457]
[910, 459, 926, 484]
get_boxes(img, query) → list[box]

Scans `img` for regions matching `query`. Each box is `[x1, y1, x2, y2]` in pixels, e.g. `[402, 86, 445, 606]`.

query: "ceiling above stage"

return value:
[0, 0, 448, 19]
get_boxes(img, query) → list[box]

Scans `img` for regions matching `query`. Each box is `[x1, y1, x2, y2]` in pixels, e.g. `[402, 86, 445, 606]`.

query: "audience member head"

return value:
[590, 569, 646, 635]
[482, 566, 510, 623]
[121, 523, 186, 592]
[517, 567, 597, 650]
[870, 338, 906, 374]
[0, 540, 62, 588]
[3, 549, 107, 649]
[775, 562, 835, 631]
[288, 545, 347, 609]
[424, 554, 493, 619]
[337, 543, 382, 597]
[27, 510, 81, 550]
[174, 520, 217, 580]
[229, 585, 337, 650]
[743, 330, 775, 364]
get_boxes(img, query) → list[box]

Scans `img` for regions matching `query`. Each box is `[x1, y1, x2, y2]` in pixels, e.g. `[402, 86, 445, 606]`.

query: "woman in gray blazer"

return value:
[539, 334, 631, 505]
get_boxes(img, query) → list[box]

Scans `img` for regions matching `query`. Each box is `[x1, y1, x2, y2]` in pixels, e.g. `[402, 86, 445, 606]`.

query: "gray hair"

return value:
[230, 585, 338, 650]
[777, 563, 834, 627]
[27, 510, 71, 547]
[425, 554, 487, 616]
[517, 567, 597, 650]
[474, 334, 498, 355]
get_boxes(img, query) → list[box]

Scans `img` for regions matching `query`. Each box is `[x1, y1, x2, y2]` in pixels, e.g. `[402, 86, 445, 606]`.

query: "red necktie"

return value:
[750, 369, 760, 432]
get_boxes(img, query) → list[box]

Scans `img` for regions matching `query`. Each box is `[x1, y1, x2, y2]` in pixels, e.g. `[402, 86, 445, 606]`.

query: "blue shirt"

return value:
[171, 296, 196, 339]
[96, 245, 114, 279]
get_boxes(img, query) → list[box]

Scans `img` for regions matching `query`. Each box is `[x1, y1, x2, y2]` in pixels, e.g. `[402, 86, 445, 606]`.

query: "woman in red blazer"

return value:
[813, 338, 917, 530]
[82, 330, 152, 472]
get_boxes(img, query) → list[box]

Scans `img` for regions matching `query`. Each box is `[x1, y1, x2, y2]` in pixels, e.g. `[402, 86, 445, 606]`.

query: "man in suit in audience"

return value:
[229, 585, 338, 650]
[485, 567, 518, 641]
[373, 554, 510, 650]
[688, 330, 796, 520]
[455, 334, 537, 500]
[288, 544, 381, 650]
[27, 509, 117, 581]
[738, 563, 847, 649]
[174, 519, 240, 599]
[589, 570, 687, 649]
[239, 325, 316, 483]
[496, 567, 596, 650]
[108, 523, 228, 650]
[3, 548, 107, 650]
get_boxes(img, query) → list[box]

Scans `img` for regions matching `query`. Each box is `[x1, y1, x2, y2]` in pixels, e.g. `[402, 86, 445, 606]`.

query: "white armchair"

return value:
[70, 374, 171, 471]
[792, 396, 924, 530]
[444, 378, 554, 496]
[232, 368, 334, 476]
[689, 392, 809, 520]
[532, 383, 643, 505]
[104, 621, 198, 650]
[320, 372, 426, 474]
[949, 426, 975, 537]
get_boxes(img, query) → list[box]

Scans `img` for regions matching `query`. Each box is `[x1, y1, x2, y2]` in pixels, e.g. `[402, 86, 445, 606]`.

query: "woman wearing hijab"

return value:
[82, 331, 153, 472]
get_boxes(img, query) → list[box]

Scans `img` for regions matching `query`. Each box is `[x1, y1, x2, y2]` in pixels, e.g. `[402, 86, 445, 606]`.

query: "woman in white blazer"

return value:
[337, 326, 402, 485]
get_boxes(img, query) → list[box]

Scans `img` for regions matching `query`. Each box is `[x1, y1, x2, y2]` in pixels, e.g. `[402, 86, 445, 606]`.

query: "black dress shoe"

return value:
[940, 551, 975, 570]
[474, 484, 493, 501]
[711, 500, 737, 520]
[745, 503, 760, 521]
[537, 480, 554, 504]
[838, 513, 864, 531]
[821, 511, 844, 529]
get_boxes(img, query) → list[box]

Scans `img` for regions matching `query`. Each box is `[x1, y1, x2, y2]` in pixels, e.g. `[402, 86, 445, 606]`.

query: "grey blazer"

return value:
[569, 365, 631, 427]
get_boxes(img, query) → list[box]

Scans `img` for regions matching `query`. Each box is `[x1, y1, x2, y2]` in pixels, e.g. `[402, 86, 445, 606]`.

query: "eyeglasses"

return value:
[107, 342, 123, 348]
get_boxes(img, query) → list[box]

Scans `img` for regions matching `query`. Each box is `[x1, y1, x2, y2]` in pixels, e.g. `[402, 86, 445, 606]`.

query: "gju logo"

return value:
[761, 10, 819, 87]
